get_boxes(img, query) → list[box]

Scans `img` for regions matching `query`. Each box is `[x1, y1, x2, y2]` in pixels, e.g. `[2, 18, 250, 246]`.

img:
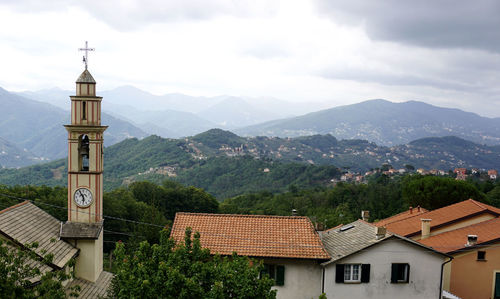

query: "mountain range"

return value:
[236, 99, 500, 146]
[1, 129, 500, 199]
[0, 87, 147, 164]
[18, 86, 326, 138]
[4, 84, 500, 169]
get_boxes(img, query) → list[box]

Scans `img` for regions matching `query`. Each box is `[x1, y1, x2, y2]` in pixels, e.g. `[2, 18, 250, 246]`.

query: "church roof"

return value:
[76, 69, 96, 83]
[66, 271, 114, 298]
[61, 221, 103, 239]
[0, 201, 79, 268]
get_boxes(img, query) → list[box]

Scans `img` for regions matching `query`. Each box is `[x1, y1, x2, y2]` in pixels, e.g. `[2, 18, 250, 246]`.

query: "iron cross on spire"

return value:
[78, 41, 95, 70]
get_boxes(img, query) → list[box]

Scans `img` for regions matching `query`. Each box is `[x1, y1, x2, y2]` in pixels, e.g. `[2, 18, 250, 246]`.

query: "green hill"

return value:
[2, 129, 500, 199]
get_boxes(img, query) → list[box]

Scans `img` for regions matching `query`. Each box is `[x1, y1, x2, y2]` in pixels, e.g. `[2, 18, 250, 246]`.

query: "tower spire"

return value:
[78, 41, 95, 70]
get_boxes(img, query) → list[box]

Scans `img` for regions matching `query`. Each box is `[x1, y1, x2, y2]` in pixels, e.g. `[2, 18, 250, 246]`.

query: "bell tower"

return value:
[61, 41, 107, 283]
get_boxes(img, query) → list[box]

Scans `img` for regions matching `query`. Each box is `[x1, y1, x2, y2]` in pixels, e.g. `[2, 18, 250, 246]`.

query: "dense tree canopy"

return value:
[110, 229, 276, 299]
[402, 175, 486, 210]
[0, 240, 77, 298]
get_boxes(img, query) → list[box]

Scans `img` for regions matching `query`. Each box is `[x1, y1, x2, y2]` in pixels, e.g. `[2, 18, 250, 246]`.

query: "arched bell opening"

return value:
[78, 134, 90, 171]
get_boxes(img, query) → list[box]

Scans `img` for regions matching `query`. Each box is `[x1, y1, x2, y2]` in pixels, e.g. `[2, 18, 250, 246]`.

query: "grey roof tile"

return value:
[0, 201, 78, 268]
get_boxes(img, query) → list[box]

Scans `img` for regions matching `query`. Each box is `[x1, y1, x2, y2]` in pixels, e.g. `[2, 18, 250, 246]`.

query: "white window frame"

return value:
[344, 264, 361, 282]
[394, 263, 409, 283]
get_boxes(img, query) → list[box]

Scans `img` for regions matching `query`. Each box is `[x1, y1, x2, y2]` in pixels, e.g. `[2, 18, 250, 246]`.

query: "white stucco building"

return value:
[321, 220, 450, 299]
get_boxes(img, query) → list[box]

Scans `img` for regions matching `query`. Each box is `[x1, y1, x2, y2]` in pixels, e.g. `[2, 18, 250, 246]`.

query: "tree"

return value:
[110, 229, 276, 299]
[402, 175, 485, 210]
[0, 240, 78, 298]
[404, 164, 415, 172]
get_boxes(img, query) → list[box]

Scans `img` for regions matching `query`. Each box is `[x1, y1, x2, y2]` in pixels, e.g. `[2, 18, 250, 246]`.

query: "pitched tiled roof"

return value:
[170, 213, 330, 260]
[76, 69, 96, 83]
[376, 199, 500, 237]
[419, 217, 500, 253]
[374, 207, 428, 227]
[2, 241, 52, 284]
[0, 201, 78, 268]
[61, 221, 103, 239]
[66, 271, 114, 298]
[321, 219, 449, 265]
[321, 220, 392, 263]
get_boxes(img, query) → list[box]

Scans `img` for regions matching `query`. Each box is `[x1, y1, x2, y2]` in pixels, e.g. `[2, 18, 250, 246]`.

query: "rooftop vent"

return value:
[466, 235, 478, 247]
[339, 224, 354, 232]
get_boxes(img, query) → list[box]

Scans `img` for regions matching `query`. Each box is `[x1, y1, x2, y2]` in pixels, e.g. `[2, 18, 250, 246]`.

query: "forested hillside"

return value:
[2, 129, 500, 199]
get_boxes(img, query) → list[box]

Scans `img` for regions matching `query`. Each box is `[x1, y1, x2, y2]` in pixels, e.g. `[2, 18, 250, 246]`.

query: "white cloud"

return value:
[0, 0, 499, 117]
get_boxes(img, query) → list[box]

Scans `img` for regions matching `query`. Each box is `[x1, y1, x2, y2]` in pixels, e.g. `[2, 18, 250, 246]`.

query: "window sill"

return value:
[476, 259, 487, 262]
[343, 281, 361, 284]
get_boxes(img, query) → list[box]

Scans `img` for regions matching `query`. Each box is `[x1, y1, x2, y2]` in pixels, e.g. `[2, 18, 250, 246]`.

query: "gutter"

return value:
[321, 267, 325, 294]
[439, 256, 453, 299]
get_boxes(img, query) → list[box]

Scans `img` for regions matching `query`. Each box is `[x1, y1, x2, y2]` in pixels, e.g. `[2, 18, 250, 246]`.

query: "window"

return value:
[477, 251, 486, 261]
[78, 134, 90, 171]
[335, 264, 370, 283]
[391, 263, 410, 283]
[82, 101, 86, 120]
[261, 264, 285, 286]
[344, 264, 361, 282]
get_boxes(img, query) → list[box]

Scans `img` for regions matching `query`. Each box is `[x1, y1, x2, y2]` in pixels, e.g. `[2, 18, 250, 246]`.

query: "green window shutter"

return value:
[335, 264, 345, 283]
[495, 273, 500, 298]
[391, 264, 398, 283]
[361, 264, 370, 283]
[260, 264, 270, 279]
[276, 265, 285, 286]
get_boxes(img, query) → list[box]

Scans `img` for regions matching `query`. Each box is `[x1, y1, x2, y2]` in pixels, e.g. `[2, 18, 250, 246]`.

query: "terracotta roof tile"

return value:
[376, 199, 500, 237]
[419, 217, 500, 253]
[170, 213, 330, 260]
[374, 207, 428, 227]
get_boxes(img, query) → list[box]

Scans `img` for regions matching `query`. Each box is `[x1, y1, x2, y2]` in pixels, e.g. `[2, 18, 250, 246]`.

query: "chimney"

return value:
[292, 209, 297, 216]
[315, 222, 325, 231]
[375, 226, 386, 240]
[409, 206, 413, 214]
[466, 235, 478, 247]
[361, 210, 370, 222]
[421, 219, 431, 239]
[417, 205, 421, 212]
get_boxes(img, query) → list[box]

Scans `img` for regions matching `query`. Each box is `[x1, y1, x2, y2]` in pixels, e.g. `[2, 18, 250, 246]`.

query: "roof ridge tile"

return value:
[0, 201, 29, 215]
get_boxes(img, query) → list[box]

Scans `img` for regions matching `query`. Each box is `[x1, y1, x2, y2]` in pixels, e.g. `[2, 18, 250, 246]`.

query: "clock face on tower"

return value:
[74, 188, 93, 208]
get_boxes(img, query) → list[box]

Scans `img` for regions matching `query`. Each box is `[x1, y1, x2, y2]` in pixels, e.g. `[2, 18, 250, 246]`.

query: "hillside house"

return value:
[419, 218, 500, 299]
[376, 199, 500, 299]
[488, 169, 498, 180]
[321, 220, 449, 299]
[170, 213, 330, 299]
[375, 199, 500, 240]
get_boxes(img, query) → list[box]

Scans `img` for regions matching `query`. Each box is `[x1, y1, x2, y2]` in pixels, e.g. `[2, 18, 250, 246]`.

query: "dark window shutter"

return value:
[391, 264, 398, 283]
[405, 264, 410, 283]
[335, 264, 345, 283]
[276, 265, 285, 286]
[260, 264, 270, 279]
[361, 264, 370, 283]
[495, 273, 500, 298]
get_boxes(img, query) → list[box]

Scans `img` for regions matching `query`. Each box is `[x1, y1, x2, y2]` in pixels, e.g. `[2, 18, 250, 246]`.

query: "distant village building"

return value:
[488, 169, 498, 180]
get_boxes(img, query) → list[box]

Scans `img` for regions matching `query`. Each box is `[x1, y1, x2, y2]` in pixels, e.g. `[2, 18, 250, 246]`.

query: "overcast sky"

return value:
[1, 0, 499, 116]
